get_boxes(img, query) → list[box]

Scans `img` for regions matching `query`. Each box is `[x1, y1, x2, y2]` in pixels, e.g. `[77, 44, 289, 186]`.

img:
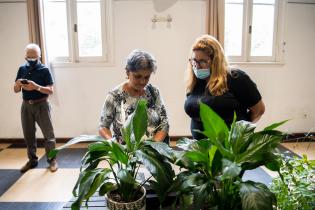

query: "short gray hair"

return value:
[125, 49, 157, 72]
[25, 43, 41, 56]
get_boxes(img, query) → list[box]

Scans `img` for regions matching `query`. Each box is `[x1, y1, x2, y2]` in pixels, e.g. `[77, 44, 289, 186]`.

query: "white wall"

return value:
[0, 0, 314, 138]
[0, 1, 29, 138]
[241, 1, 315, 133]
[0, 0, 207, 138]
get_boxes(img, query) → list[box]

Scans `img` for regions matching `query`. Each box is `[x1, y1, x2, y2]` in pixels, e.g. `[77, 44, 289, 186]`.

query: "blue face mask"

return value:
[193, 67, 211, 79]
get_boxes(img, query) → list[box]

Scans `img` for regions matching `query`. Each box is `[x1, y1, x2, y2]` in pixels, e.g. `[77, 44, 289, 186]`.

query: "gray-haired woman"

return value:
[99, 49, 170, 143]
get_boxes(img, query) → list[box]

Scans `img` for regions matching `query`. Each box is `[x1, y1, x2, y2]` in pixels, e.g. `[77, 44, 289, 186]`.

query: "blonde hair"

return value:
[185, 35, 229, 96]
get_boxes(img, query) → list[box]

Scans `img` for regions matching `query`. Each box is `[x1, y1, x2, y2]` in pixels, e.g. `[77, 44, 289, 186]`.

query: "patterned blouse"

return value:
[99, 83, 169, 142]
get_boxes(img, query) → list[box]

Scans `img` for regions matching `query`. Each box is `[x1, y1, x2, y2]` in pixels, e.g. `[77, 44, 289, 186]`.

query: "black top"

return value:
[15, 62, 54, 100]
[184, 69, 261, 140]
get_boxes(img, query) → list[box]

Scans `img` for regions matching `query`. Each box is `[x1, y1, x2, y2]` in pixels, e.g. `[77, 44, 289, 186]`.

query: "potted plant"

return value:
[270, 154, 315, 210]
[49, 99, 175, 210]
[171, 103, 286, 210]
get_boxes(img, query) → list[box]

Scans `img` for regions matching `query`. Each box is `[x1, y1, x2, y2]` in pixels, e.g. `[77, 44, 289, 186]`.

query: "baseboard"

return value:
[0, 136, 191, 143]
[0, 133, 314, 143]
[282, 132, 315, 142]
[0, 138, 70, 143]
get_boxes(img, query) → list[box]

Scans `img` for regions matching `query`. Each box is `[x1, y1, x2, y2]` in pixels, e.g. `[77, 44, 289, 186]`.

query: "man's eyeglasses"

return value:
[189, 58, 210, 67]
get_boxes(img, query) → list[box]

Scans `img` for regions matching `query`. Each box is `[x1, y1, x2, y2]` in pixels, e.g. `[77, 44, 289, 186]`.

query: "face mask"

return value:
[26, 58, 38, 67]
[193, 67, 211, 79]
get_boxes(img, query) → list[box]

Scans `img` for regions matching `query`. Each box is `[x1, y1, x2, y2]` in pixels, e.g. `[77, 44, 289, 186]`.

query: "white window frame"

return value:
[42, 0, 114, 65]
[226, 0, 287, 64]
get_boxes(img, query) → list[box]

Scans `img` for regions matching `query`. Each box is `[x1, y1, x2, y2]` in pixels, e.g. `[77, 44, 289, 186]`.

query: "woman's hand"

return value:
[249, 100, 265, 123]
[153, 130, 168, 142]
[99, 127, 113, 140]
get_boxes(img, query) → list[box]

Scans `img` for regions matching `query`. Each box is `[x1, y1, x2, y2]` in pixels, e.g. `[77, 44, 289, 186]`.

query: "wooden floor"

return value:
[0, 141, 314, 210]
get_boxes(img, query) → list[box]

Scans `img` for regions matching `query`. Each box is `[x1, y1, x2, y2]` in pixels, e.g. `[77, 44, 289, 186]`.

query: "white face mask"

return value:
[26, 58, 37, 62]
[193, 67, 211, 79]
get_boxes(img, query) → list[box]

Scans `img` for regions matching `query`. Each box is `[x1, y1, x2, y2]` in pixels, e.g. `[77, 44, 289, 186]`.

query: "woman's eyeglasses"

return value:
[189, 58, 210, 67]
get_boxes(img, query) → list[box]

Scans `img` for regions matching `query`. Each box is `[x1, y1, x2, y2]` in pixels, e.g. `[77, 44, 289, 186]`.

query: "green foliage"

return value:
[49, 99, 174, 210]
[270, 154, 315, 210]
[173, 102, 285, 210]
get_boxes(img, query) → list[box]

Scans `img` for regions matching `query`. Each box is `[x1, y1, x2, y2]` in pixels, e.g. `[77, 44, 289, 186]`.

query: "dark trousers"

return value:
[21, 100, 56, 163]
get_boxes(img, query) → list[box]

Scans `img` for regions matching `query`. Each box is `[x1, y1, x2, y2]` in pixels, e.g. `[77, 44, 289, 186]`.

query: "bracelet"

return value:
[37, 86, 41, 91]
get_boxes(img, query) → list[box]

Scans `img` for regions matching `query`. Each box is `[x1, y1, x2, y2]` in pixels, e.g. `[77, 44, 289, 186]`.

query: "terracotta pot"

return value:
[106, 186, 146, 210]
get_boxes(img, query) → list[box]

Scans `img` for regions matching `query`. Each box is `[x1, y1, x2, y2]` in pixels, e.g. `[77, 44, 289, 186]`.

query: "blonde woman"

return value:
[184, 35, 265, 140]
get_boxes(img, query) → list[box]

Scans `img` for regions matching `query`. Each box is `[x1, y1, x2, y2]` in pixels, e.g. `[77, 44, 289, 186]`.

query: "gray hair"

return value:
[125, 49, 157, 72]
[25, 43, 41, 56]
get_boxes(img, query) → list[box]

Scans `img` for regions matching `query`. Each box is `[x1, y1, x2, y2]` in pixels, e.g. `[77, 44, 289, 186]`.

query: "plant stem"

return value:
[131, 175, 153, 200]
[134, 164, 140, 179]
[105, 158, 121, 190]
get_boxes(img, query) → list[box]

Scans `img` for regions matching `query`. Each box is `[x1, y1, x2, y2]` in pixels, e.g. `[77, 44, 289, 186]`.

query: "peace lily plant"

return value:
[49, 99, 175, 210]
[171, 103, 287, 210]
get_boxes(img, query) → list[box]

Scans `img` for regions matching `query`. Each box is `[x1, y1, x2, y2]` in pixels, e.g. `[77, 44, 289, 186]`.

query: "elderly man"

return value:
[14, 43, 57, 173]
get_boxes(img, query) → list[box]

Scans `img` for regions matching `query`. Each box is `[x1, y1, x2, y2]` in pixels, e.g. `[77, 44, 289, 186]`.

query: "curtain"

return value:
[207, 0, 225, 47]
[27, 0, 59, 105]
[27, 0, 47, 64]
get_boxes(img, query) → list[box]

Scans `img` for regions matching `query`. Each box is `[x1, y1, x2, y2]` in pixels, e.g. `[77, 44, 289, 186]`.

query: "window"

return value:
[42, 0, 113, 63]
[224, 0, 286, 63]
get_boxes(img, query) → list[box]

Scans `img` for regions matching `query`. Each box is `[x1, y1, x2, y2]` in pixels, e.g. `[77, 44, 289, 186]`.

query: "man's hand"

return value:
[21, 80, 39, 91]
[14, 79, 24, 93]
[16, 79, 24, 86]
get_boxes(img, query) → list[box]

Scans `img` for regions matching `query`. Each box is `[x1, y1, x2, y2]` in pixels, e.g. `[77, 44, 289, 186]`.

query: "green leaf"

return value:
[72, 171, 85, 197]
[230, 120, 256, 156]
[132, 99, 148, 144]
[110, 141, 128, 164]
[240, 181, 275, 210]
[176, 138, 197, 150]
[136, 148, 174, 202]
[84, 169, 110, 199]
[264, 153, 281, 172]
[117, 169, 136, 185]
[99, 182, 115, 196]
[221, 159, 241, 180]
[263, 120, 288, 131]
[199, 102, 229, 143]
[48, 135, 104, 158]
[81, 151, 107, 169]
[71, 168, 104, 209]
[174, 151, 197, 170]
[185, 151, 208, 164]
[209, 146, 222, 177]
[122, 111, 133, 151]
[180, 193, 194, 208]
[137, 148, 174, 183]
[71, 199, 82, 210]
[227, 112, 237, 149]
[205, 134, 233, 160]
[185, 139, 211, 169]
[208, 145, 218, 171]
[145, 141, 175, 161]
[174, 171, 195, 190]
[190, 139, 212, 152]
[88, 141, 110, 152]
[236, 132, 282, 163]
[193, 183, 212, 209]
